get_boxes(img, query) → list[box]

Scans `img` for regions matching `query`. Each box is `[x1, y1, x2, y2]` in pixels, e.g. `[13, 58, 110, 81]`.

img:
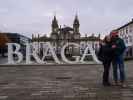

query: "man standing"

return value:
[111, 31, 126, 87]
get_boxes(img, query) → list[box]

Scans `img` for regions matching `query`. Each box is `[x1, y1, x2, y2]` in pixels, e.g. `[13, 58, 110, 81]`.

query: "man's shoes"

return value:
[112, 81, 127, 88]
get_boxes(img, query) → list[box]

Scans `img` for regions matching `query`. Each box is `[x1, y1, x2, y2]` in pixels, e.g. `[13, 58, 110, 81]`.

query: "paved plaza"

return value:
[0, 61, 133, 100]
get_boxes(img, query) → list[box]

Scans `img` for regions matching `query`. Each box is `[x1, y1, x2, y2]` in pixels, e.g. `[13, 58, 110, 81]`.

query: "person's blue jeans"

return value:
[112, 54, 125, 83]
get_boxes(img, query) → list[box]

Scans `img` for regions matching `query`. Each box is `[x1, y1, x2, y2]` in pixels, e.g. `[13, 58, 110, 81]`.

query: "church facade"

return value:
[32, 15, 100, 59]
[50, 15, 80, 56]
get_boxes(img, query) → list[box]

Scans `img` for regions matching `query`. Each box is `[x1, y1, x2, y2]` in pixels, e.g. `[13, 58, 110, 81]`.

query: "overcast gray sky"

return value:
[0, 0, 133, 38]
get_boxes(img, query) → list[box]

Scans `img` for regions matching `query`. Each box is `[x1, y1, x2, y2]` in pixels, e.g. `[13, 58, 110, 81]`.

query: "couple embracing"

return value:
[98, 31, 126, 87]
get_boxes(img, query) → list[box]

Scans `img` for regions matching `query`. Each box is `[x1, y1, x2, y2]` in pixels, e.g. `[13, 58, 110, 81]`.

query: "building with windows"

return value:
[80, 34, 100, 55]
[113, 19, 133, 58]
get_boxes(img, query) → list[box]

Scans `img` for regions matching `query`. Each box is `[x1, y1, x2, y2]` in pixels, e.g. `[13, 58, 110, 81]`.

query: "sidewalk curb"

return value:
[0, 63, 102, 67]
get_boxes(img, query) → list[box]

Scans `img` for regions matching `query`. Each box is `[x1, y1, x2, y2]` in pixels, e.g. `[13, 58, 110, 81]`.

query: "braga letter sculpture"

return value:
[7, 42, 100, 64]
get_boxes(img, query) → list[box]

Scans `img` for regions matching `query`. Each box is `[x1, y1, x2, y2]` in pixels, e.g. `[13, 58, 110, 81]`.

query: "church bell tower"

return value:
[73, 14, 80, 33]
[52, 15, 59, 33]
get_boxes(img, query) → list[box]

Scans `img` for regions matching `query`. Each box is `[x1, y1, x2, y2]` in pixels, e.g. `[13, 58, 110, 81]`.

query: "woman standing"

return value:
[98, 35, 114, 86]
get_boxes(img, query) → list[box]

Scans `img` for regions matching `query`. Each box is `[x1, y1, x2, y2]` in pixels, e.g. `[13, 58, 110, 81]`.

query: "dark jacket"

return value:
[111, 37, 126, 56]
[98, 42, 114, 62]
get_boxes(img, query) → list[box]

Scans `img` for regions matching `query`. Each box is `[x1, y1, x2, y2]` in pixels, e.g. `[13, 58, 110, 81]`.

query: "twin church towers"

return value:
[51, 14, 80, 33]
[50, 14, 81, 55]
[50, 14, 81, 41]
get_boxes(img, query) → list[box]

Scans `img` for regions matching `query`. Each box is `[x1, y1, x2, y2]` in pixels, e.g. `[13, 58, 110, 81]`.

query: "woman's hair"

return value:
[104, 35, 111, 43]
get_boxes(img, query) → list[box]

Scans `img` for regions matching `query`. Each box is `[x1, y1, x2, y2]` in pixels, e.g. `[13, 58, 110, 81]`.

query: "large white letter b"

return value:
[7, 43, 23, 64]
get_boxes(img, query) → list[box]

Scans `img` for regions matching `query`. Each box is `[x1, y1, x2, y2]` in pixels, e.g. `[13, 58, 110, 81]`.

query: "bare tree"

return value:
[0, 33, 11, 57]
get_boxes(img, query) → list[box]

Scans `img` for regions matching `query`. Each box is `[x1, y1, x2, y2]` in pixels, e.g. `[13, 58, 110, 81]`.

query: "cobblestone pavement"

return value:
[0, 61, 133, 100]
